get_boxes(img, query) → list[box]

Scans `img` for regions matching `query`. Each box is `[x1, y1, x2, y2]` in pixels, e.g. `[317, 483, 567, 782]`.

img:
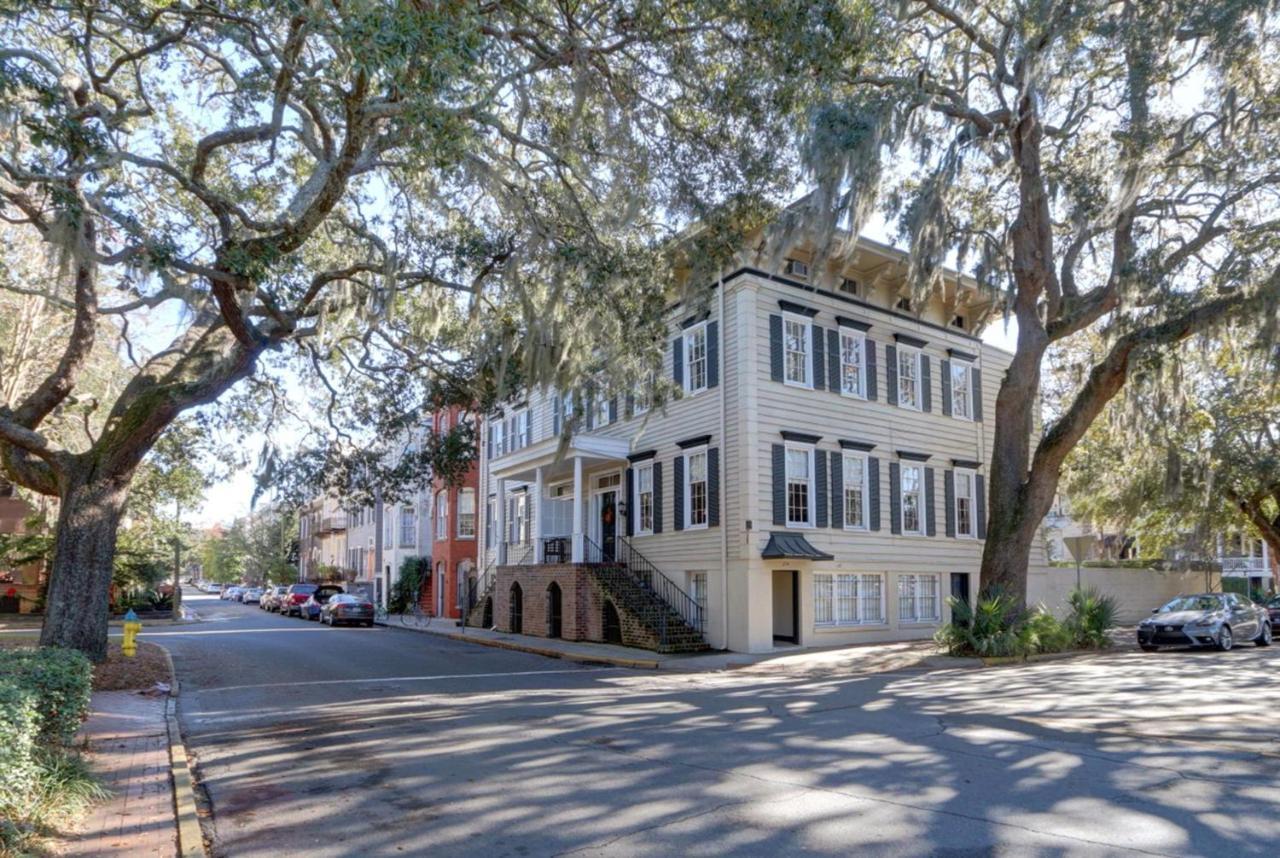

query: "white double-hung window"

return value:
[951, 360, 972, 419]
[900, 463, 923, 535]
[435, 491, 447, 540]
[843, 452, 868, 530]
[783, 315, 811, 387]
[488, 418, 505, 459]
[785, 445, 814, 527]
[457, 488, 476, 538]
[898, 346, 921, 409]
[814, 573, 885, 626]
[898, 574, 941, 622]
[634, 462, 654, 535]
[684, 323, 709, 394]
[840, 331, 866, 398]
[955, 469, 976, 538]
[685, 448, 709, 529]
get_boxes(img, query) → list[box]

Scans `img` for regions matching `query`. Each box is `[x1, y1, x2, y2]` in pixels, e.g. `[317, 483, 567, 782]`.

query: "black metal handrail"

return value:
[504, 541, 535, 566]
[581, 535, 705, 643]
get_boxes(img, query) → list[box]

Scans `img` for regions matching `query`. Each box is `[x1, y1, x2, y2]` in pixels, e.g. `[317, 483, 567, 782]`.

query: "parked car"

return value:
[279, 583, 319, 617]
[261, 586, 289, 611]
[222, 586, 243, 601]
[241, 587, 263, 604]
[300, 585, 345, 621]
[1137, 593, 1272, 651]
[320, 593, 375, 627]
[1265, 595, 1280, 629]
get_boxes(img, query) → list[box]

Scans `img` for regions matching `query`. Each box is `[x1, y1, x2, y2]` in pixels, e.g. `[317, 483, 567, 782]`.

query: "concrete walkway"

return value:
[58, 692, 178, 857]
[382, 616, 979, 673]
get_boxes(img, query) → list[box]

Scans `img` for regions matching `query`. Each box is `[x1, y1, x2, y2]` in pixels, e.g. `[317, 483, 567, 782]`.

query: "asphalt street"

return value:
[161, 588, 1280, 857]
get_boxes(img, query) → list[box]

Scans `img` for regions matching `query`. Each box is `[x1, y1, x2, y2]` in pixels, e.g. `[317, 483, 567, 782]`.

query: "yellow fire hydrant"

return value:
[122, 608, 142, 658]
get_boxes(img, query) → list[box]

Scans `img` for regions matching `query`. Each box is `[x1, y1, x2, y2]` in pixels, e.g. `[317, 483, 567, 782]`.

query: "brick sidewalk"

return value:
[57, 692, 178, 857]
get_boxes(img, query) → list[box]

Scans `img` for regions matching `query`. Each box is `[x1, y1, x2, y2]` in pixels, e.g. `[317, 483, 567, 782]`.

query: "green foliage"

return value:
[0, 646, 94, 745]
[937, 587, 1116, 658]
[389, 557, 429, 614]
[1064, 588, 1117, 650]
[0, 677, 40, 823]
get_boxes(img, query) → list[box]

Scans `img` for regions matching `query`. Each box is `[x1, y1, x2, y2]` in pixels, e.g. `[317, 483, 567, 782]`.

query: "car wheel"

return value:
[1140, 644, 1159, 652]
[1216, 625, 1234, 651]
[1255, 623, 1272, 647]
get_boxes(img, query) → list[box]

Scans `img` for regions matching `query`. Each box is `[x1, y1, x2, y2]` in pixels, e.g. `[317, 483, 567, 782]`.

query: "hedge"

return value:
[0, 647, 93, 745]
[0, 677, 40, 818]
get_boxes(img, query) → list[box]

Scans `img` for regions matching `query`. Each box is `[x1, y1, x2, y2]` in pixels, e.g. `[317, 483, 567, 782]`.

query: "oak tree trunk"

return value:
[39, 466, 131, 662]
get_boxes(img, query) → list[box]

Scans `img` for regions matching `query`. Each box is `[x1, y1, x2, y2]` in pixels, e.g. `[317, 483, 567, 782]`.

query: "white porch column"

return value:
[495, 478, 507, 565]
[533, 467, 545, 563]
[571, 456, 584, 563]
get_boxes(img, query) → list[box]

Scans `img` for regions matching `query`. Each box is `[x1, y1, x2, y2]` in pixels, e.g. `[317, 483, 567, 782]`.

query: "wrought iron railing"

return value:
[504, 541, 536, 566]
[582, 535, 706, 638]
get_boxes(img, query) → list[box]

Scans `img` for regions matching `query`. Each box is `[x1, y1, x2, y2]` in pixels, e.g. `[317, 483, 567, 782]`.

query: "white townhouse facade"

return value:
[476, 236, 1050, 653]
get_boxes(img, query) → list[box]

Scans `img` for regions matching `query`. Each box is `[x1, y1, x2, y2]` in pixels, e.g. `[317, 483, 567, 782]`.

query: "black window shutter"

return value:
[812, 324, 825, 390]
[866, 340, 878, 401]
[708, 447, 720, 527]
[889, 461, 901, 534]
[925, 467, 937, 536]
[625, 467, 635, 537]
[707, 321, 719, 388]
[585, 387, 595, 430]
[769, 314, 784, 382]
[672, 335, 683, 388]
[868, 457, 881, 530]
[976, 474, 987, 539]
[772, 444, 786, 525]
[921, 356, 933, 412]
[673, 455, 685, 531]
[653, 462, 664, 534]
[625, 394, 635, 419]
[886, 344, 898, 405]
[944, 470, 956, 538]
[827, 329, 840, 393]
[815, 448, 828, 528]
[941, 359, 953, 417]
[608, 397, 617, 424]
[830, 451, 843, 529]
[973, 368, 984, 422]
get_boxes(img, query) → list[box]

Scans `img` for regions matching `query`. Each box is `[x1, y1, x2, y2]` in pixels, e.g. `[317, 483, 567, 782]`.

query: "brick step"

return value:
[587, 566, 709, 652]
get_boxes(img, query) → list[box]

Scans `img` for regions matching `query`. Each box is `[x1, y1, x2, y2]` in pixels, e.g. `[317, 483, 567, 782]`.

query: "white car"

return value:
[222, 586, 243, 601]
[241, 587, 263, 604]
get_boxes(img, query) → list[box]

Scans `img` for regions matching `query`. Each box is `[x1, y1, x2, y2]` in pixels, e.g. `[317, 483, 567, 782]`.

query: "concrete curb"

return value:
[980, 648, 1106, 667]
[158, 647, 207, 858]
[376, 620, 660, 669]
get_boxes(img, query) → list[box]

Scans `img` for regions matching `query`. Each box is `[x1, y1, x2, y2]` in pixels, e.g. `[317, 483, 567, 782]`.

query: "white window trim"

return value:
[900, 462, 924, 536]
[897, 345, 922, 410]
[951, 359, 974, 421]
[782, 313, 813, 389]
[784, 443, 816, 529]
[898, 573, 942, 623]
[839, 330, 867, 400]
[457, 488, 477, 540]
[683, 322, 710, 396]
[633, 462, 655, 536]
[842, 451, 869, 532]
[435, 492, 447, 541]
[953, 468, 977, 539]
[683, 446, 710, 531]
[814, 572, 887, 627]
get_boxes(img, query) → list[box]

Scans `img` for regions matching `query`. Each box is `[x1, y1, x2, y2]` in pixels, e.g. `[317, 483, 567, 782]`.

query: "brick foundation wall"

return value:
[492, 564, 660, 649]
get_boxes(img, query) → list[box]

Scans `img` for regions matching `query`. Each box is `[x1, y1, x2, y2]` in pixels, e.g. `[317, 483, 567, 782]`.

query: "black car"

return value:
[1137, 593, 1272, 652]
[320, 593, 376, 627]
[1265, 595, 1280, 630]
[300, 585, 344, 621]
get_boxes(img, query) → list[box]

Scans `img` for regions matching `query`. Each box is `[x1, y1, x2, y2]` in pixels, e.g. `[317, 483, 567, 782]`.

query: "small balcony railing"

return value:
[1220, 555, 1269, 575]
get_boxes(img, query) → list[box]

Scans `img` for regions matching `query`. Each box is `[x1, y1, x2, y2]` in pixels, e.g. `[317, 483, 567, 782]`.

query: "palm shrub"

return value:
[935, 589, 1027, 657]
[1065, 587, 1117, 649]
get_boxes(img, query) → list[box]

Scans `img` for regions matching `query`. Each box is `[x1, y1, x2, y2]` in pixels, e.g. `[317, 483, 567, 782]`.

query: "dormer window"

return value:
[951, 314, 966, 329]
[785, 259, 809, 280]
[895, 297, 913, 312]
[839, 277, 859, 296]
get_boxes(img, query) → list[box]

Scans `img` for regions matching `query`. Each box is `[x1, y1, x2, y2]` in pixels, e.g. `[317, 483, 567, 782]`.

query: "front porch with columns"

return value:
[492, 434, 631, 566]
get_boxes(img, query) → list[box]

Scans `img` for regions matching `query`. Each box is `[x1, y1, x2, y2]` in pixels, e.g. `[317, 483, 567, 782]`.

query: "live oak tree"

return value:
[1061, 328, 1280, 568]
[0, 0, 810, 659]
[784, 0, 1280, 605]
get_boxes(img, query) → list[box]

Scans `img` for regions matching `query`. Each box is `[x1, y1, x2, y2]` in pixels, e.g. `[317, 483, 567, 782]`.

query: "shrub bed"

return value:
[0, 646, 101, 854]
[935, 586, 1118, 659]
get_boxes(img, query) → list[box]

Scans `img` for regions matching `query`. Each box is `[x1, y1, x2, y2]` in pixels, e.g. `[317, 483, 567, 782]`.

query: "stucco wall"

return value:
[1029, 566, 1221, 625]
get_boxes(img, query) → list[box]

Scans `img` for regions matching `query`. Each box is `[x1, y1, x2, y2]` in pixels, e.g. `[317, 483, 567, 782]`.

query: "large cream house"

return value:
[474, 234, 1049, 653]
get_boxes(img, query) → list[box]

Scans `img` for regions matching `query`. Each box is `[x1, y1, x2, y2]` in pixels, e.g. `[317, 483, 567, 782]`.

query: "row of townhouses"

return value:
[297, 404, 479, 616]
[471, 232, 1053, 653]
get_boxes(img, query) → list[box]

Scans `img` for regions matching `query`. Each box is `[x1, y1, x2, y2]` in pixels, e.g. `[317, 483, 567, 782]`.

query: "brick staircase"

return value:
[586, 564, 710, 654]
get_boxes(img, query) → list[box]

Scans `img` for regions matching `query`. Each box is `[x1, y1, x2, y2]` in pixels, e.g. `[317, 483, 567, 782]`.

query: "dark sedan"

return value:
[1266, 595, 1280, 629]
[300, 585, 345, 621]
[1137, 593, 1272, 652]
[320, 594, 376, 627]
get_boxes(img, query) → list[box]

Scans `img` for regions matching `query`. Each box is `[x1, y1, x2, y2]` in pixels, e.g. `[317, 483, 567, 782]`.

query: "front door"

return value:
[598, 490, 617, 561]
[950, 573, 971, 627]
[772, 569, 798, 643]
